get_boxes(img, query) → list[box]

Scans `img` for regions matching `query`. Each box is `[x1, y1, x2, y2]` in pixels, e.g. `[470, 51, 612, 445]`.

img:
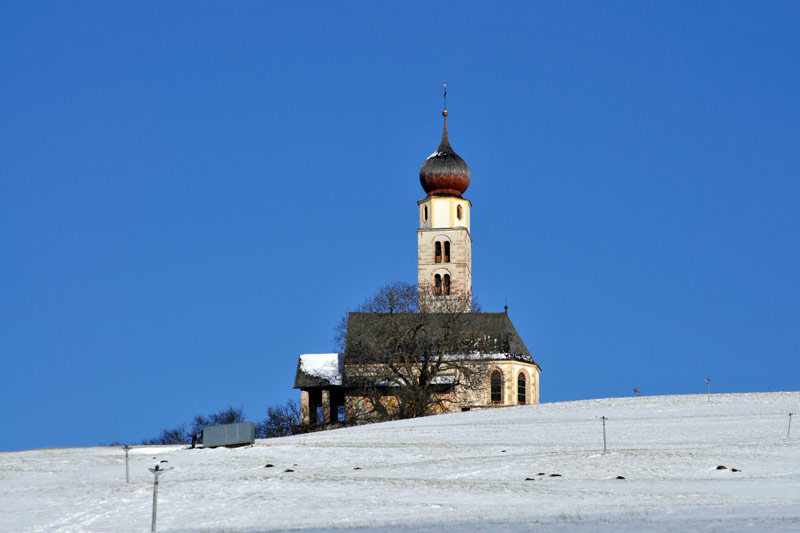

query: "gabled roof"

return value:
[293, 313, 538, 390]
[293, 353, 343, 389]
[343, 311, 537, 366]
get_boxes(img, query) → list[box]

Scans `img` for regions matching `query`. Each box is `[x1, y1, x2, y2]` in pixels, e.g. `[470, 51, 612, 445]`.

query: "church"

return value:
[294, 98, 541, 426]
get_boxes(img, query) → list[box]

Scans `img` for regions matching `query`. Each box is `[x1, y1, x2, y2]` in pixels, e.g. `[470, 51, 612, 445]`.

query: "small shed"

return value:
[201, 421, 255, 448]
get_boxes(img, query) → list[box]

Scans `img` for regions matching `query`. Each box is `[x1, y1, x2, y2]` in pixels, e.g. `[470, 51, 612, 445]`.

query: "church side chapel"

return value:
[294, 90, 541, 427]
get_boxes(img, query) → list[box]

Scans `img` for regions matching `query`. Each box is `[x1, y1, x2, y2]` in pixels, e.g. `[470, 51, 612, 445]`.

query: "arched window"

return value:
[443, 241, 450, 262]
[434, 242, 442, 263]
[490, 370, 502, 403]
[518, 372, 527, 404]
[443, 274, 451, 295]
[423, 205, 428, 222]
[434, 274, 442, 295]
[457, 204, 463, 220]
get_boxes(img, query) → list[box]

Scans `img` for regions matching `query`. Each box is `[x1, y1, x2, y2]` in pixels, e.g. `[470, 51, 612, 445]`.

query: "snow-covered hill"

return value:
[2, 392, 800, 532]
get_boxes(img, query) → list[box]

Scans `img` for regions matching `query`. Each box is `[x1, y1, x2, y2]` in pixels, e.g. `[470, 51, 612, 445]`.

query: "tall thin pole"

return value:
[705, 378, 711, 402]
[151, 473, 159, 533]
[789, 413, 795, 438]
[123, 446, 130, 484]
[601, 416, 608, 454]
[149, 465, 172, 533]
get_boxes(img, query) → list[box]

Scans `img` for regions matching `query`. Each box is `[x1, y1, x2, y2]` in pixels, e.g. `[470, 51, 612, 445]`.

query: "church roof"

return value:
[419, 115, 471, 197]
[293, 313, 538, 390]
[343, 311, 537, 367]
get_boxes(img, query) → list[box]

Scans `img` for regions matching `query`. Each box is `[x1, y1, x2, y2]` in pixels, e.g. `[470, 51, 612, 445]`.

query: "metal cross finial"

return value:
[443, 81, 447, 111]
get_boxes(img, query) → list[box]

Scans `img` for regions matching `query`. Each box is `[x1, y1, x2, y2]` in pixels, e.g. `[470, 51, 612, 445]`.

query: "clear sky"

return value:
[2, 1, 798, 452]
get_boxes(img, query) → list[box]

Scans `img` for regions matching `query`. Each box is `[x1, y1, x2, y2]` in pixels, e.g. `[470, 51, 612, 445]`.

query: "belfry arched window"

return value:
[490, 370, 502, 403]
[443, 274, 451, 295]
[518, 372, 527, 404]
[457, 204, 463, 221]
[434, 274, 442, 295]
[443, 241, 450, 263]
[435, 242, 442, 263]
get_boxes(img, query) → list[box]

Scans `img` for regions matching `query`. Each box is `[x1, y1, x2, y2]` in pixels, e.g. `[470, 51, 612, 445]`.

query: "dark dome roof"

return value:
[419, 118, 470, 197]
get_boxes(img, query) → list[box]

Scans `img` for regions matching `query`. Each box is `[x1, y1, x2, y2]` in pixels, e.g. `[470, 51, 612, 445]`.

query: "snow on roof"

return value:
[298, 353, 343, 386]
[443, 352, 516, 361]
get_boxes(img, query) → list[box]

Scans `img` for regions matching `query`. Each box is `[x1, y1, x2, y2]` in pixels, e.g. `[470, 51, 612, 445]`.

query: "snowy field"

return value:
[2, 392, 800, 532]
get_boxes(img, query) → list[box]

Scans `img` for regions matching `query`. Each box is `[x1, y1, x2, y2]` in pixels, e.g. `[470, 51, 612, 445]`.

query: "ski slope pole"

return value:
[704, 378, 711, 402]
[789, 413, 795, 438]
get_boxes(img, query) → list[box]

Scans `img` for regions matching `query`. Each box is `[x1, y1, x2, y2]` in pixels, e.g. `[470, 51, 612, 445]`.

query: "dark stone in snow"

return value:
[537, 473, 546, 476]
[525, 477, 535, 481]
[549, 474, 562, 477]
[732, 468, 741, 472]
[265, 464, 274, 468]
[716, 465, 727, 470]
[284, 469, 294, 472]
[616, 476, 625, 480]
[353, 467, 361, 470]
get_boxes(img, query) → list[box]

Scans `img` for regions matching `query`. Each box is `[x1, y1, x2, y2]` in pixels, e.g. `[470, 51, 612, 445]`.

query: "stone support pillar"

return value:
[300, 390, 310, 425]
[322, 389, 331, 425]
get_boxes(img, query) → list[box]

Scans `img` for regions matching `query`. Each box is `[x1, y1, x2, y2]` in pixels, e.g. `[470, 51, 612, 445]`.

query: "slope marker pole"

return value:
[600, 416, 608, 454]
[123, 445, 130, 483]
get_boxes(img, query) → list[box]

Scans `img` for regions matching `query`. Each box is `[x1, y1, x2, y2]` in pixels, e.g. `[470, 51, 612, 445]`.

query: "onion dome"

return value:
[419, 111, 470, 197]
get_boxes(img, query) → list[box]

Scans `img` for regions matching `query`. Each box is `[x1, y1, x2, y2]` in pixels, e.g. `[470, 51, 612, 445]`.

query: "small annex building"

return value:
[294, 97, 541, 426]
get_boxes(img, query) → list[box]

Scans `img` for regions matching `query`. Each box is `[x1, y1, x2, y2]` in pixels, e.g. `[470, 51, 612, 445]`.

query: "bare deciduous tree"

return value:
[143, 406, 246, 445]
[339, 282, 490, 421]
[255, 400, 300, 438]
[191, 405, 245, 436]
[334, 281, 418, 352]
[142, 423, 189, 445]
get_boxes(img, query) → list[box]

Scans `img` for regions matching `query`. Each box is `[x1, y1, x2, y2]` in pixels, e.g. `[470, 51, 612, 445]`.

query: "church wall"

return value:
[339, 361, 540, 424]
[451, 361, 541, 409]
[432, 199, 450, 228]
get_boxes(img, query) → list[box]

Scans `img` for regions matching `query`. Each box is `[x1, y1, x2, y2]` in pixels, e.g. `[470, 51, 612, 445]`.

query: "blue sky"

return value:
[2, 1, 798, 451]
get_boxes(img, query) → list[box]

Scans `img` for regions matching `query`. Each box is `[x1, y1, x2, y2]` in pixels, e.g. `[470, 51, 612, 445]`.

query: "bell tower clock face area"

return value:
[417, 103, 473, 309]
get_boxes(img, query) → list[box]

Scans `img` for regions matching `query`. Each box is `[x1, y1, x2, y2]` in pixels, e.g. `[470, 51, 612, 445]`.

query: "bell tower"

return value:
[417, 85, 472, 311]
